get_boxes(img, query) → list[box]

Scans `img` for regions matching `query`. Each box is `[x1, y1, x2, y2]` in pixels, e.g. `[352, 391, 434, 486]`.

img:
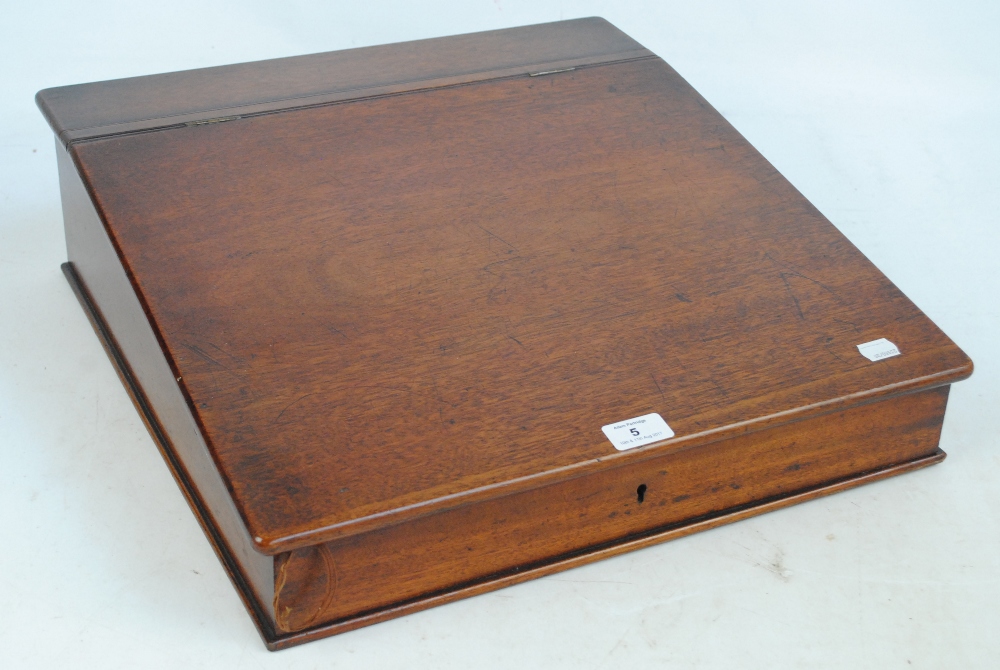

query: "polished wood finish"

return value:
[62, 53, 972, 553]
[56, 144, 275, 621]
[273, 386, 950, 634]
[40, 18, 972, 650]
[36, 18, 651, 146]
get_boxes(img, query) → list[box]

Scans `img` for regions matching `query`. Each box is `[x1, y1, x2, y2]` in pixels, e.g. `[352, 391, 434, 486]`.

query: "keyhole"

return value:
[636, 484, 647, 503]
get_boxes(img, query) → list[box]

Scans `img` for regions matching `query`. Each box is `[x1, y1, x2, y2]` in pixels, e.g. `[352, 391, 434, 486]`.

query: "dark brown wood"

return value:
[40, 18, 972, 650]
[36, 18, 651, 146]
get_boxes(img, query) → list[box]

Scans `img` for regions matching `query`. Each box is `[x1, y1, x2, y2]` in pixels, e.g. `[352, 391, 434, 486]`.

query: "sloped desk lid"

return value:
[38, 18, 972, 554]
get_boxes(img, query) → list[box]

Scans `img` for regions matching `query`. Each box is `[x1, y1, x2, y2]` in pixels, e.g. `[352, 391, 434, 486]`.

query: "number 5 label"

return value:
[601, 413, 674, 451]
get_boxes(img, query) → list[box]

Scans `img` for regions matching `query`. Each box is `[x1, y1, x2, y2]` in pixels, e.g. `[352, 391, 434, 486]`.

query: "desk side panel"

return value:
[57, 142, 277, 635]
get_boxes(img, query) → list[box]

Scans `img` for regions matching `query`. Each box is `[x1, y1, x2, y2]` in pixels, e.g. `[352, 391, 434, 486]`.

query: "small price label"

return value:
[857, 338, 901, 362]
[601, 413, 674, 451]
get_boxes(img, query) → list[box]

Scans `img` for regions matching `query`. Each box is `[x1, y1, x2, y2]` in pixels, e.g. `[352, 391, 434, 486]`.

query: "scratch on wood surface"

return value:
[765, 252, 841, 298]
[611, 170, 635, 226]
[778, 272, 805, 320]
[708, 376, 731, 399]
[834, 317, 861, 333]
[183, 343, 228, 369]
[324, 323, 349, 340]
[474, 222, 519, 254]
[650, 372, 666, 402]
[273, 393, 316, 424]
[203, 340, 244, 363]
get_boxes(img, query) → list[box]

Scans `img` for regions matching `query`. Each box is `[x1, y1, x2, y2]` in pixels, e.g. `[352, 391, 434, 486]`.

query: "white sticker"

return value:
[857, 338, 901, 362]
[601, 413, 674, 451]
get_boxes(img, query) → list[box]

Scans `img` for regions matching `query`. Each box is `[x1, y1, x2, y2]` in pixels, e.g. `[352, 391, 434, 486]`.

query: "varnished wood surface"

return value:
[65, 53, 970, 552]
[40, 17, 974, 650]
[57, 142, 276, 628]
[62, 261, 280, 644]
[35, 17, 648, 145]
[50, 249, 964, 648]
[267, 450, 949, 649]
[273, 386, 950, 634]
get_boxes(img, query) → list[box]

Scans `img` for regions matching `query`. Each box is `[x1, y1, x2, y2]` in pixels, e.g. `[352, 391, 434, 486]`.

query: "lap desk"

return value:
[36, 18, 972, 649]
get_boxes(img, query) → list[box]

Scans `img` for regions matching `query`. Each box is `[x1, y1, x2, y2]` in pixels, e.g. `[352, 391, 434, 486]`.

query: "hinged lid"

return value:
[38, 18, 971, 554]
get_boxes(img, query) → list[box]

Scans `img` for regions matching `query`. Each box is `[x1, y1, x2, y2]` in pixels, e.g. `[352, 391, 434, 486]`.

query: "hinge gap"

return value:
[185, 116, 241, 126]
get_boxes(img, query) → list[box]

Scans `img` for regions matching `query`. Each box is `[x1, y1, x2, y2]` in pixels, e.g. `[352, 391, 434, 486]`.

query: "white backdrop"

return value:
[2, 2, 998, 667]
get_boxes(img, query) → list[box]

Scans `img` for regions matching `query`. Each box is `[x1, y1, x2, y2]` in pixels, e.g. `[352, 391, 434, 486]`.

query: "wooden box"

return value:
[37, 18, 972, 650]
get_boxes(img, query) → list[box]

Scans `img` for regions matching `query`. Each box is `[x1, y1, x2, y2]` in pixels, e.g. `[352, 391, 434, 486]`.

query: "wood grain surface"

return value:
[57, 143, 276, 623]
[36, 18, 650, 145]
[41, 17, 972, 649]
[272, 386, 951, 634]
[67, 54, 970, 551]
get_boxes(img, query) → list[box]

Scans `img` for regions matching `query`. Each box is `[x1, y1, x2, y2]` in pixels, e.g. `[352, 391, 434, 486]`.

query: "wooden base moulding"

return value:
[39, 18, 972, 650]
